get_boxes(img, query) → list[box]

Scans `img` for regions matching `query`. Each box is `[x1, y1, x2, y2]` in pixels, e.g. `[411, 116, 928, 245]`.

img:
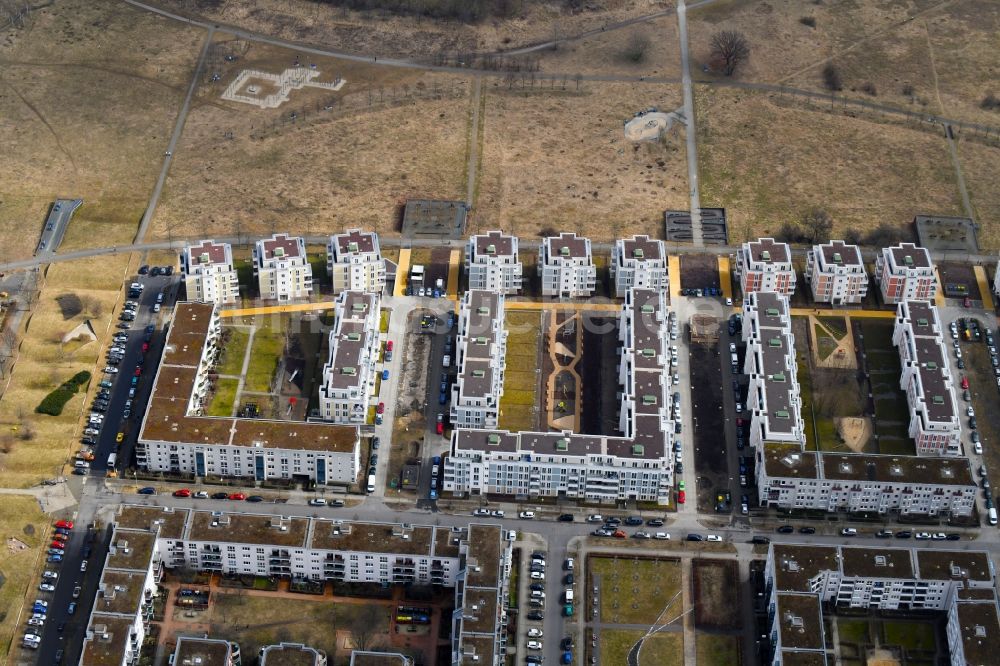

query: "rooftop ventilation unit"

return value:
[917, 318, 929, 327]
[761, 250, 771, 261]
[472, 370, 486, 378]
[642, 349, 655, 357]
[932, 395, 944, 404]
[772, 372, 786, 382]
[199, 252, 211, 264]
[485, 244, 496, 254]
[904, 255, 914, 266]
[775, 410, 790, 419]
[341, 367, 357, 376]
[559, 246, 570, 256]
[346, 333, 361, 342]
[633, 444, 645, 456]
[875, 555, 887, 566]
[273, 247, 285, 258]
[641, 304, 654, 313]
[642, 394, 657, 405]
[477, 306, 490, 315]
[769, 338, 782, 348]
[488, 434, 501, 445]
[633, 248, 644, 259]
[556, 438, 569, 452]
[766, 308, 780, 316]
[832, 252, 842, 263]
[348, 241, 359, 253]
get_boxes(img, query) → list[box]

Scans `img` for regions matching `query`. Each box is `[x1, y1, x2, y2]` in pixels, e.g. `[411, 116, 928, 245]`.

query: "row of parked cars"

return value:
[523, 553, 576, 665]
[30, 520, 87, 652]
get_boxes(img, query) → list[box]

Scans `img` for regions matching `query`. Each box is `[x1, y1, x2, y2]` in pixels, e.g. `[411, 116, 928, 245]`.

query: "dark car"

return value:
[246, 495, 264, 503]
[646, 518, 664, 527]
[751, 536, 770, 545]
[895, 531, 912, 539]
[557, 514, 574, 522]
[138, 265, 149, 275]
[529, 583, 544, 591]
[527, 611, 544, 621]
[946, 533, 961, 541]
[150, 266, 161, 276]
[686, 534, 704, 541]
[776, 525, 794, 534]
[211, 492, 229, 500]
[876, 530, 893, 538]
[564, 573, 574, 585]
[561, 637, 573, 651]
[624, 516, 643, 526]
[137, 487, 156, 495]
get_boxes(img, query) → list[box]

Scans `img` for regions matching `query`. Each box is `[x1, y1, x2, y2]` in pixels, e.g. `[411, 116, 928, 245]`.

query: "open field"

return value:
[244, 317, 287, 393]
[957, 138, 1000, 249]
[0, 0, 203, 261]
[598, 629, 683, 666]
[476, 82, 688, 240]
[207, 378, 239, 417]
[591, 556, 682, 625]
[499, 310, 541, 432]
[152, 37, 469, 241]
[696, 633, 739, 666]
[695, 86, 963, 244]
[691, 559, 739, 629]
[0, 495, 50, 662]
[0, 255, 133, 488]
[217, 327, 250, 376]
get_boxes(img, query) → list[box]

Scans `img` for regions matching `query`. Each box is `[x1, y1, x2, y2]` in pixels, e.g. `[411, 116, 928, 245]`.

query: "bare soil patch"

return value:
[692, 558, 739, 630]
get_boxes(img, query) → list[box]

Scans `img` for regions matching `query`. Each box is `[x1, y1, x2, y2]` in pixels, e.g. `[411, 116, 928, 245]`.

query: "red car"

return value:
[52, 533, 68, 542]
[173, 489, 191, 498]
[141, 342, 150, 352]
[50, 542, 66, 550]
[677, 490, 686, 504]
[376, 402, 385, 414]
[961, 376, 970, 390]
[228, 493, 246, 501]
[386, 340, 393, 352]
[134, 367, 142, 376]
[54, 520, 74, 530]
[436, 422, 444, 435]
[612, 529, 626, 539]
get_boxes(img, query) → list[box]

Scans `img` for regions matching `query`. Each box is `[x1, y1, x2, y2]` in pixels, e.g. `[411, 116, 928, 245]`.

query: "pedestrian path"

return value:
[220, 300, 336, 318]
[506, 301, 621, 312]
[668, 256, 681, 300]
[974, 265, 993, 305]
[447, 249, 460, 299]
[789, 307, 894, 319]
[717, 256, 732, 300]
[394, 248, 412, 297]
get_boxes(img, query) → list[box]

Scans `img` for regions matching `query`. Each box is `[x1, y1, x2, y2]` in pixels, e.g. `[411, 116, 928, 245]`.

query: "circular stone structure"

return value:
[624, 112, 674, 141]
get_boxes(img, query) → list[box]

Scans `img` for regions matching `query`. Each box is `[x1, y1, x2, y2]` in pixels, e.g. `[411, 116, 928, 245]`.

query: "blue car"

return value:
[382, 369, 389, 381]
[429, 489, 438, 500]
[137, 487, 156, 495]
[562, 651, 573, 665]
[47, 555, 62, 563]
[439, 392, 447, 405]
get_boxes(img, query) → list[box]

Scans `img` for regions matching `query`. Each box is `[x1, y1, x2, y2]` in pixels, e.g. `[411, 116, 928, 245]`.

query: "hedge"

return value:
[36, 370, 92, 416]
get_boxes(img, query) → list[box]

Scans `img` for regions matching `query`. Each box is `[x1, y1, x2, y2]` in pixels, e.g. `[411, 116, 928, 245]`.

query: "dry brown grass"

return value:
[695, 86, 963, 242]
[957, 138, 1000, 250]
[150, 38, 470, 240]
[0, 255, 133, 488]
[688, 0, 1000, 127]
[0, 0, 203, 260]
[0, 495, 50, 662]
[475, 82, 688, 240]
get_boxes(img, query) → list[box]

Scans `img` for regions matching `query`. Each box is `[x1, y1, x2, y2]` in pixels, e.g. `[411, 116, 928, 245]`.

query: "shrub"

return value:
[799, 16, 816, 27]
[822, 64, 843, 91]
[902, 84, 915, 97]
[981, 93, 1000, 111]
[861, 82, 877, 96]
[35, 371, 91, 416]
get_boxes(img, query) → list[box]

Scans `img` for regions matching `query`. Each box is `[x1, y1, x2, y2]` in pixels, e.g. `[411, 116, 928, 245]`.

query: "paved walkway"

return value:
[789, 307, 895, 319]
[220, 300, 338, 318]
[680, 558, 696, 665]
[717, 256, 733, 300]
[676, 0, 702, 246]
[505, 301, 621, 312]
[446, 250, 460, 299]
[231, 325, 257, 417]
[668, 256, 681, 300]
[974, 265, 993, 306]
[394, 248, 412, 297]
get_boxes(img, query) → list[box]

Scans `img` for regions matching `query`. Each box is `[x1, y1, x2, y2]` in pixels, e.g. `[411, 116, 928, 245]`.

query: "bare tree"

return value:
[801, 207, 834, 244]
[623, 32, 651, 63]
[350, 604, 385, 652]
[710, 30, 750, 76]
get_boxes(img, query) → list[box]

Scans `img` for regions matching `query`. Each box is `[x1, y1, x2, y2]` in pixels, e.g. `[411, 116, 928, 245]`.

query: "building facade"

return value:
[180, 240, 240, 305]
[875, 242, 936, 304]
[137, 302, 360, 486]
[465, 231, 522, 294]
[327, 229, 385, 294]
[892, 300, 962, 456]
[804, 240, 868, 304]
[172, 637, 242, 666]
[253, 233, 313, 301]
[538, 232, 596, 298]
[260, 642, 327, 666]
[451, 291, 507, 429]
[736, 238, 796, 296]
[318, 291, 381, 424]
[610, 235, 667, 298]
[444, 289, 673, 505]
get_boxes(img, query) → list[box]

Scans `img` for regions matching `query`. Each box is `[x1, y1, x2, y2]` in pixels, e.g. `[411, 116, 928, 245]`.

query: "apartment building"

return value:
[137, 302, 360, 486]
[327, 229, 385, 294]
[755, 442, 976, 517]
[764, 543, 1000, 666]
[318, 291, 381, 424]
[180, 240, 240, 305]
[444, 289, 673, 505]
[804, 240, 868, 304]
[451, 291, 507, 429]
[253, 233, 313, 301]
[736, 238, 796, 296]
[172, 637, 242, 666]
[538, 232, 597, 298]
[742, 292, 806, 450]
[260, 643, 327, 666]
[610, 235, 668, 298]
[84, 506, 512, 666]
[892, 300, 962, 456]
[465, 231, 522, 294]
[875, 242, 936, 304]
[350, 653, 413, 666]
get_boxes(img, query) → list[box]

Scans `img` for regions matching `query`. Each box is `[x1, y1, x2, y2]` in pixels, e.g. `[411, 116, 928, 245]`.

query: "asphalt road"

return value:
[36, 199, 81, 257]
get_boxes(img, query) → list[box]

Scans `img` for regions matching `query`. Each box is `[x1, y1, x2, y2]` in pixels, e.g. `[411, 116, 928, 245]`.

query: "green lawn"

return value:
[860, 320, 913, 453]
[838, 619, 869, 644]
[696, 633, 738, 666]
[244, 318, 286, 393]
[308, 252, 329, 284]
[592, 557, 682, 625]
[207, 378, 239, 417]
[218, 327, 250, 376]
[820, 316, 849, 340]
[380, 309, 390, 333]
[883, 620, 937, 652]
[600, 630, 683, 666]
[499, 311, 541, 431]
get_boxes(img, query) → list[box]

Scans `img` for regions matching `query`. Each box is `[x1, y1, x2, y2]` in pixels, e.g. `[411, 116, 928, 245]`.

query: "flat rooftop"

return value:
[94, 570, 146, 615]
[188, 512, 309, 548]
[258, 233, 304, 260]
[309, 521, 434, 556]
[332, 229, 378, 256]
[887, 243, 932, 270]
[839, 546, 914, 580]
[460, 588, 498, 634]
[774, 593, 825, 650]
[771, 544, 839, 592]
[465, 524, 503, 588]
[543, 233, 590, 261]
[956, 602, 1000, 666]
[471, 231, 515, 259]
[106, 529, 156, 572]
[763, 444, 819, 480]
[746, 237, 791, 265]
[81, 616, 135, 666]
[351, 654, 410, 666]
[916, 550, 994, 582]
[116, 506, 189, 540]
[173, 637, 233, 666]
[779, 651, 828, 666]
[618, 234, 663, 262]
[821, 452, 973, 486]
[818, 240, 863, 268]
[747, 291, 790, 330]
[186, 240, 231, 267]
[260, 643, 325, 666]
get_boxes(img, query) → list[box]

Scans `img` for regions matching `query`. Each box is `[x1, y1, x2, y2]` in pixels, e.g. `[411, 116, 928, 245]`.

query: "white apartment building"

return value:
[538, 232, 596, 298]
[327, 229, 385, 294]
[180, 239, 240, 305]
[253, 233, 313, 301]
[350, 652, 412, 666]
[892, 300, 962, 456]
[755, 443, 976, 517]
[742, 292, 806, 450]
[444, 289, 673, 505]
[875, 242, 937, 304]
[610, 235, 668, 298]
[736, 238, 796, 296]
[136, 302, 360, 486]
[466, 231, 522, 294]
[318, 291, 381, 424]
[451, 291, 507, 430]
[764, 543, 1000, 666]
[172, 638, 242, 666]
[260, 643, 327, 666]
[804, 240, 868, 305]
[84, 506, 512, 666]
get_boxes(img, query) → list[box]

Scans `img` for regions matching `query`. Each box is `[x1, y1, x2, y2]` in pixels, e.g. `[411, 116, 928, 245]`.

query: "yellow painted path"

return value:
[220, 301, 336, 318]
[790, 307, 894, 319]
[668, 255, 681, 300]
[934, 269, 946, 308]
[974, 265, 993, 305]
[717, 256, 733, 300]
[394, 248, 412, 297]
[506, 301, 621, 312]
[447, 250, 460, 299]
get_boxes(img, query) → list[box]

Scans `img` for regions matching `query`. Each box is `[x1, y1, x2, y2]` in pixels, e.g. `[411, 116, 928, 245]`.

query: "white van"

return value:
[442, 355, 451, 368]
[564, 589, 574, 603]
[366, 482, 376, 493]
[989, 508, 997, 526]
[106, 453, 117, 468]
[74, 460, 89, 469]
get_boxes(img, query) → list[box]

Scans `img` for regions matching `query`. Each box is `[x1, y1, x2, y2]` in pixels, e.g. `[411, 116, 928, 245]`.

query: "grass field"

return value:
[692, 559, 739, 629]
[207, 378, 239, 417]
[476, 82, 688, 241]
[0, 0, 202, 261]
[499, 310, 541, 432]
[957, 138, 1000, 250]
[217, 327, 251, 376]
[696, 633, 739, 666]
[0, 495, 50, 662]
[859, 320, 913, 454]
[0, 255, 133, 488]
[591, 556, 682, 626]
[695, 86, 962, 244]
[883, 620, 937, 652]
[599, 629, 683, 666]
[244, 317, 286, 393]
